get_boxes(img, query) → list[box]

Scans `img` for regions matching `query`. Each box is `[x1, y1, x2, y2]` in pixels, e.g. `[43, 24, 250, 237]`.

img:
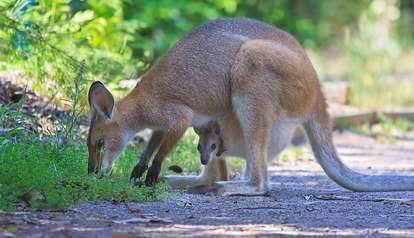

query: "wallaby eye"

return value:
[97, 138, 104, 147]
[211, 143, 216, 150]
[197, 144, 201, 151]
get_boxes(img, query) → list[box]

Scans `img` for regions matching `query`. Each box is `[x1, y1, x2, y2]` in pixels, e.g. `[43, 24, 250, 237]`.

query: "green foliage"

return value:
[0, 1, 378, 105]
[123, 0, 371, 61]
[343, 0, 414, 108]
[2, 0, 414, 110]
[0, 138, 169, 211]
[349, 116, 414, 143]
[0, 0, 136, 107]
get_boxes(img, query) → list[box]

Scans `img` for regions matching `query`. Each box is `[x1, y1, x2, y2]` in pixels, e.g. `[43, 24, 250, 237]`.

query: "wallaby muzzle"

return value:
[200, 151, 210, 165]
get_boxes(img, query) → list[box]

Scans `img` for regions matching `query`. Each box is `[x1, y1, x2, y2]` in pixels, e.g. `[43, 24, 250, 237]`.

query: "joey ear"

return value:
[216, 137, 226, 156]
[88, 81, 114, 119]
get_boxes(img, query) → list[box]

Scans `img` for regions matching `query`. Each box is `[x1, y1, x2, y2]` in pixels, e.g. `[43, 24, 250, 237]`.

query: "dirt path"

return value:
[2, 131, 414, 238]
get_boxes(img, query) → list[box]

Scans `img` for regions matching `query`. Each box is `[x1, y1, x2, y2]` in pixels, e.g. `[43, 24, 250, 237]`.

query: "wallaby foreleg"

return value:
[145, 112, 193, 186]
[130, 130, 164, 182]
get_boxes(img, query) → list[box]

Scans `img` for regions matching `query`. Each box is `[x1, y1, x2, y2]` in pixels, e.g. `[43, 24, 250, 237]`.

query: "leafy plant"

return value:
[0, 0, 137, 108]
[343, 0, 414, 108]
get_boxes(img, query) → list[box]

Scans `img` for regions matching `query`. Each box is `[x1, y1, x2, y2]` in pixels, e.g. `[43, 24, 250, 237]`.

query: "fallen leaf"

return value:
[168, 165, 183, 174]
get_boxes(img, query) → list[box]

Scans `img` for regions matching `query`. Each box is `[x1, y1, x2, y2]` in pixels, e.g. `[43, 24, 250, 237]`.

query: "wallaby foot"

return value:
[145, 162, 162, 186]
[162, 175, 206, 189]
[212, 180, 269, 196]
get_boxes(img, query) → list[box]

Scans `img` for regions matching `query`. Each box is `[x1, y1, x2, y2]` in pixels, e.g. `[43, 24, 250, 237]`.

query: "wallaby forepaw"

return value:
[144, 165, 161, 186]
[130, 163, 148, 183]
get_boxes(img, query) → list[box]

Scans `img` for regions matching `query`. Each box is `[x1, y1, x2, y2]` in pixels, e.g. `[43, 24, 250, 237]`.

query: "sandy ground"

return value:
[2, 131, 414, 238]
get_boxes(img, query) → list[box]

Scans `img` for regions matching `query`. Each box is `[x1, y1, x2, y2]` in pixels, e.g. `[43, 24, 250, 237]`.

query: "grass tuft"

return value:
[0, 139, 169, 211]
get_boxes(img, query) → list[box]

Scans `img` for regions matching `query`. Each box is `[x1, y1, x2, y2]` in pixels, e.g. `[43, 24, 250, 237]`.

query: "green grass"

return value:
[0, 139, 169, 212]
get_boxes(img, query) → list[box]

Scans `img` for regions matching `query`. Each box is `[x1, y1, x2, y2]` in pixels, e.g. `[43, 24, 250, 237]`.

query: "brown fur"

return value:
[88, 18, 414, 194]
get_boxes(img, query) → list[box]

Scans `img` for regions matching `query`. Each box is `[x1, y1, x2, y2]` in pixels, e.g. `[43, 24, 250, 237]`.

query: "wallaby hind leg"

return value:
[162, 157, 229, 191]
[213, 95, 273, 196]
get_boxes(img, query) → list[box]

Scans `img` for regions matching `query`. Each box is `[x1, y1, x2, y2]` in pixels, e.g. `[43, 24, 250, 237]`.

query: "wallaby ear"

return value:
[88, 81, 114, 119]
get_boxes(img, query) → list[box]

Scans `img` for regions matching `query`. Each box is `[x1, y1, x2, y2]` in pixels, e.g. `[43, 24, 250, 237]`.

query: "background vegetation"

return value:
[2, 0, 413, 108]
[1, 0, 414, 211]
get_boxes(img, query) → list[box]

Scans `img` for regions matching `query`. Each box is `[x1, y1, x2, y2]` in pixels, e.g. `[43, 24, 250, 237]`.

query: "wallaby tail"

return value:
[303, 111, 414, 192]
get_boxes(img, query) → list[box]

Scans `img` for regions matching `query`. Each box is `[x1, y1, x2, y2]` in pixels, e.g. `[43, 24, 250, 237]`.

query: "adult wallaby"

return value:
[87, 17, 414, 195]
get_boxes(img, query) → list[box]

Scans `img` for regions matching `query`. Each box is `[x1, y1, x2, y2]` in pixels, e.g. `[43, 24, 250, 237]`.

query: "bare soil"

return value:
[2, 131, 414, 238]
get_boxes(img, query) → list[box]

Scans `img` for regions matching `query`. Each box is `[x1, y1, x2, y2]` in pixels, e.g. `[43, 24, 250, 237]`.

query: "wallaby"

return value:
[88, 17, 414, 195]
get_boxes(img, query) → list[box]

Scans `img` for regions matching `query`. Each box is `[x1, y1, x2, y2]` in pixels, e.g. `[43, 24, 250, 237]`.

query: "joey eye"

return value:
[211, 143, 216, 150]
[197, 144, 201, 151]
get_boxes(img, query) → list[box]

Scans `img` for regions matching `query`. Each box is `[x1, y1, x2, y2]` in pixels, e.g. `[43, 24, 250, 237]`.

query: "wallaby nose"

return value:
[200, 153, 209, 165]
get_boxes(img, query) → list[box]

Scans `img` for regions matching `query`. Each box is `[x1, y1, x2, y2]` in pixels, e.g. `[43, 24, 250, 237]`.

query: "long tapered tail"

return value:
[303, 111, 414, 192]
